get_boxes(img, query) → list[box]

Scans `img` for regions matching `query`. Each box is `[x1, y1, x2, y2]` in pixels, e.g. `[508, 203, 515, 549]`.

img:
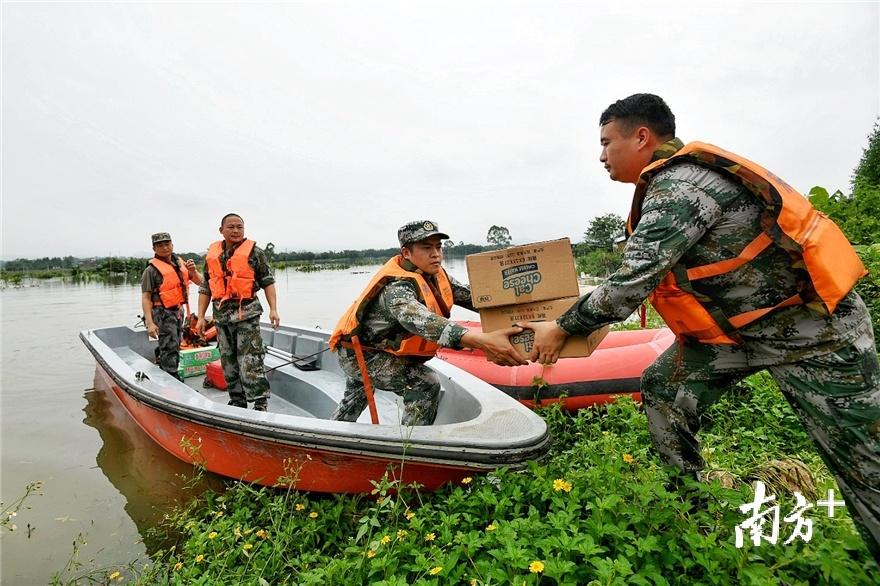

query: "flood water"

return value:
[0, 260, 477, 584]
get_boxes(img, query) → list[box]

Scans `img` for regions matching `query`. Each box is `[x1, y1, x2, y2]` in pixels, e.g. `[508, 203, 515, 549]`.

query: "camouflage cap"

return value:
[397, 220, 449, 246]
[151, 232, 172, 244]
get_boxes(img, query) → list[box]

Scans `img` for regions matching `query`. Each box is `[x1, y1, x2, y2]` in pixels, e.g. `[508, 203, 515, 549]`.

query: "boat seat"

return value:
[295, 335, 328, 368]
[272, 331, 297, 354]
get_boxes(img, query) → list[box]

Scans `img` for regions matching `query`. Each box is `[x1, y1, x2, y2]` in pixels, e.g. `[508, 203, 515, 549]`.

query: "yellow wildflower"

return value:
[602, 430, 609, 436]
[366, 549, 376, 558]
[424, 532, 436, 542]
[470, 580, 478, 586]
[255, 529, 268, 539]
[243, 543, 253, 551]
[243, 528, 253, 535]
[396, 529, 408, 538]
[370, 488, 379, 495]
[405, 510, 415, 521]
[623, 453, 635, 464]
[309, 511, 318, 519]
[552, 478, 572, 492]
[429, 566, 443, 575]
[529, 560, 545, 573]
[380, 535, 391, 545]
[108, 571, 121, 580]
[234, 526, 242, 538]
[295, 503, 306, 511]
[214, 511, 224, 518]
[461, 477, 473, 485]
[173, 562, 183, 571]
[207, 531, 218, 539]
[195, 554, 205, 563]
[486, 523, 497, 531]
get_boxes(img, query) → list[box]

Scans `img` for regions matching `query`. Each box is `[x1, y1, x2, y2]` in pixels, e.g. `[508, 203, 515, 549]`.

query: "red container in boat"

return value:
[204, 359, 228, 390]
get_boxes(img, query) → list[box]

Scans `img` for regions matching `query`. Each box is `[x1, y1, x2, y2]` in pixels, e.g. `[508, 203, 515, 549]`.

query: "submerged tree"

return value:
[486, 225, 512, 249]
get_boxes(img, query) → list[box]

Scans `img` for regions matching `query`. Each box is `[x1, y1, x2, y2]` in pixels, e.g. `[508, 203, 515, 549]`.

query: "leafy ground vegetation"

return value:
[52, 377, 876, 585]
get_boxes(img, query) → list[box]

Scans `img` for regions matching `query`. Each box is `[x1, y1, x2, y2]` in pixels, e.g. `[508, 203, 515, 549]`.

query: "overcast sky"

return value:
[2, 2, 877, 259]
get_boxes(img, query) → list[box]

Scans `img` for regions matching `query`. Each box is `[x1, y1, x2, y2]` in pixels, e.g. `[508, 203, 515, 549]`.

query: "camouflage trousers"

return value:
[216, 316, 270, 405]
[332, 348, 440, 426]
[152, 306, 183, 380]
[641, 327, 880, 563]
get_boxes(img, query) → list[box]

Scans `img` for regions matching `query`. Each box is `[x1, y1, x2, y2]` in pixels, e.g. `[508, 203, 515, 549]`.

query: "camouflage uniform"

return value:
[332, 257, 475, 426]
[141, 256, 186, 380]
[558, 138, 880, 561]
[199, 242, 275, 407]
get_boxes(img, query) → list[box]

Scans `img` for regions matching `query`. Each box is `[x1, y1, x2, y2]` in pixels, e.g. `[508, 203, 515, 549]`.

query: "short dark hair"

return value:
[599, 93, 675, 139]
[221, 213, 243, 226]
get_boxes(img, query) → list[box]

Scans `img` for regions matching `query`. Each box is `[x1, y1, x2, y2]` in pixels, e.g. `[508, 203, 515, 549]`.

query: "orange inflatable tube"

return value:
[436, 322, 675, 410]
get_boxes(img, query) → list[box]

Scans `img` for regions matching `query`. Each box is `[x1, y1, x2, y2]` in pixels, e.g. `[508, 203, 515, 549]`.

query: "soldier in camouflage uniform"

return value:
[331, 221, 527, 426]
[525, 94, 880, 562]
[196, 214, 280, 411]
[140, 232, 203, 380]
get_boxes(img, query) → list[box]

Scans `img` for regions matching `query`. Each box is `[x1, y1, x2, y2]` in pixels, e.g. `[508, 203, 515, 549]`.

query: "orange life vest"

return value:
[627, 141, 867, 345]
[329, 256, 455, 357]
[149, 256, 190, 309]
[206, 239, 256, 302]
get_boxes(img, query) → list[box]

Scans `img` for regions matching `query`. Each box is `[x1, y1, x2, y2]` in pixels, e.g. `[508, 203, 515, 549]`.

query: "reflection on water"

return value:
[82, 372, 225, 553]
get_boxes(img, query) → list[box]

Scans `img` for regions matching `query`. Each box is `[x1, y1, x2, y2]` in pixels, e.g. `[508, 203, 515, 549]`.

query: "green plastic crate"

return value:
[178, 345, 220, 368]
[177, 363, 208, 379]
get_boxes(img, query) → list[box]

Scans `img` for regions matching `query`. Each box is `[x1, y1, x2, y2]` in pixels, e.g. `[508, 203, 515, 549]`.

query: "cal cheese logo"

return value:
[511, 331, 535, 352]
[501, 263, 542, 297]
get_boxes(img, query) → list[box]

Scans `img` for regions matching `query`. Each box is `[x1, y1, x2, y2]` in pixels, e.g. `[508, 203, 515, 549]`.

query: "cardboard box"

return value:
[177, 363, 208, 379]
[179, 346, 221, 368]
[479, 296, 609, 359]
[466, 239, 579, 309]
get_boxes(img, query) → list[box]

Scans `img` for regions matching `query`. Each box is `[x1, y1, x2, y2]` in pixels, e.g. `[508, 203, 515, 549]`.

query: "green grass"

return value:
[62, 373, 876, 585]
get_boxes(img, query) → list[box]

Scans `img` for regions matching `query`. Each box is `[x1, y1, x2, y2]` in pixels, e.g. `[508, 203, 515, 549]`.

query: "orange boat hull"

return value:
[98, 366, 476, 493]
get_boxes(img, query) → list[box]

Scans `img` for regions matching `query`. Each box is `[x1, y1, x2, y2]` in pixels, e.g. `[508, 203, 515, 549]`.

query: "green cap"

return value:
[151, 232, 172, 244]
[397, 220, 449, 246]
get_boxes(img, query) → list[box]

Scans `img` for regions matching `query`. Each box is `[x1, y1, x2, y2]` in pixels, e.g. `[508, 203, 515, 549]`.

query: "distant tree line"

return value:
[0, 243, 497, 277]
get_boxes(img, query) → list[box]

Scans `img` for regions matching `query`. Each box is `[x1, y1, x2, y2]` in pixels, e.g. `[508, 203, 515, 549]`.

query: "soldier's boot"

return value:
[227, 390, 247, 408]
[253, 398, 268, 412]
